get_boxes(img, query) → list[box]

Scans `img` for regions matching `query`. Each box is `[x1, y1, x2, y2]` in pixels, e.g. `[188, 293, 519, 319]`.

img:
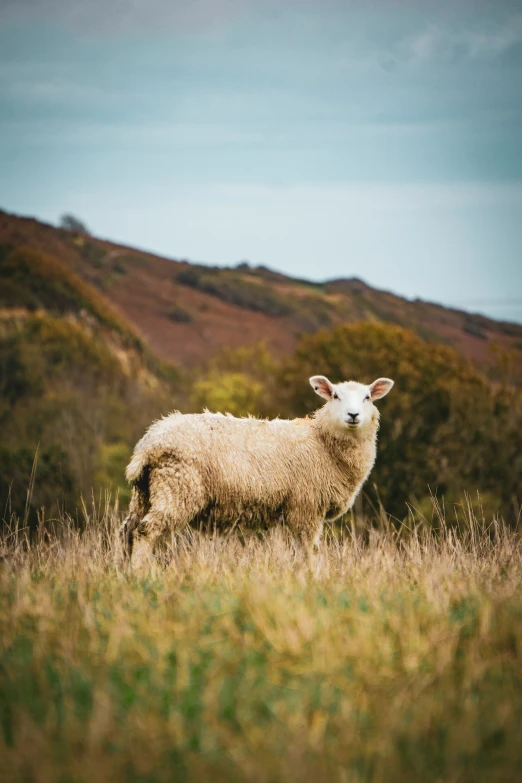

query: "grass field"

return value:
[1, 500, 522, 783]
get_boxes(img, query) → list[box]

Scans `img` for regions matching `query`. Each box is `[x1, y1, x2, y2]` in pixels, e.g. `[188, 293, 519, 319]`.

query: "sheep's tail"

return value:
[126, 450, 149, 484]
[120, 457, 150, 563]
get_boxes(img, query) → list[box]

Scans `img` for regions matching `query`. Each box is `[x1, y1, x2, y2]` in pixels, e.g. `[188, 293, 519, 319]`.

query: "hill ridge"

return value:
[1, 208, 521, 372]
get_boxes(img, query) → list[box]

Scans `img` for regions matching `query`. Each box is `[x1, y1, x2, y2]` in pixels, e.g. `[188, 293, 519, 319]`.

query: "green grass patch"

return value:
[1, 518, 522, 782]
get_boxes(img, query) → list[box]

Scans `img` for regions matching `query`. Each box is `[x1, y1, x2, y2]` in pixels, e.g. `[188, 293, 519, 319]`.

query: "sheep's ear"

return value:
[369, 378, 394, 400]
[309, 375, 335, 401]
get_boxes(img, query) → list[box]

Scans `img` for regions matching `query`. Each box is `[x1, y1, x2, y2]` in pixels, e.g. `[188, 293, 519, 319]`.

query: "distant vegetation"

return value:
[0, 246, 140, 345]
[60, 213, 90, 234]
[168, 302, 192, 323]
[2, 209, 522, 381]
[192, 325, 522, 525]
[177, 266, 295, 317]
[0, 313, 177, 520]
[177, 266, 333, 332]
[0, 246, 180, 523]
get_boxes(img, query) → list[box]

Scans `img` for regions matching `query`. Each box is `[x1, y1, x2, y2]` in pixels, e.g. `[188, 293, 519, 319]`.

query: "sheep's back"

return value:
[136, 412, 317, 498]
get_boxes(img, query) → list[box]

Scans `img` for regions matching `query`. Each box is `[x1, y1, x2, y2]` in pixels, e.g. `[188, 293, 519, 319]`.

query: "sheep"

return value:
[120, 374, 394, 566]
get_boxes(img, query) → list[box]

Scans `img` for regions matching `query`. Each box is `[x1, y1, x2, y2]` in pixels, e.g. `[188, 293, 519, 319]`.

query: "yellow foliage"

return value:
[191, 371, 264, 417]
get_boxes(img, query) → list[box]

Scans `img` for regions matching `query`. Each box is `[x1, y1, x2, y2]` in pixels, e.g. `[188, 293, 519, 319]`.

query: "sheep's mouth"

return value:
[346, 421, 360, 428]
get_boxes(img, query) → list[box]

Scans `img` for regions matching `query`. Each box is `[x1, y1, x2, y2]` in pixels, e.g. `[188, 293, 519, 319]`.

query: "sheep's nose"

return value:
[347, 412, 359, 422]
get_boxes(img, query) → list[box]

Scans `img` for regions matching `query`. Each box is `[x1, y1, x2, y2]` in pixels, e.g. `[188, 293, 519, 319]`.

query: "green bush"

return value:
[177, 267, 294, 316]
[277, 323, 522, 523]
[168, 303, 192, 323]
[191, 372, 264, 417]
[0, 315, 178, 525]
[192, 327, 522, 525]
[189, 343, 278, 418]
[176, 267, 333, 331]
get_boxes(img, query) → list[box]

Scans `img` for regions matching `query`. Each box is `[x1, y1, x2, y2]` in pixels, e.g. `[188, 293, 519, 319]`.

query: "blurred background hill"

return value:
[2, 209, 522, 369]
[1, 209, 521, 526]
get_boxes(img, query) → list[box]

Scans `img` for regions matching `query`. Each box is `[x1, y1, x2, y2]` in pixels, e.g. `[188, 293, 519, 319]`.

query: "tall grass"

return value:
[1, 501, 521, 782]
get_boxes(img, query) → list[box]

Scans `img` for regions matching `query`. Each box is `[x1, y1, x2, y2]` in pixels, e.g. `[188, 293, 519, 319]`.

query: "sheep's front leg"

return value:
[284, 508, 325, 554]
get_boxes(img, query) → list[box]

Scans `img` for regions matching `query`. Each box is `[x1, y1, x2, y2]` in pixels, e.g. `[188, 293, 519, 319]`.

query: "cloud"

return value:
[407, 24, 443, 63]
[0, 0, 249, 35]
[398, 14, 522, 66]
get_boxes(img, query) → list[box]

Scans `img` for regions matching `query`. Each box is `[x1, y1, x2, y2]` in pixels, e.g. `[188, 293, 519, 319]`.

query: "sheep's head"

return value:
[310, 375, 394, 432]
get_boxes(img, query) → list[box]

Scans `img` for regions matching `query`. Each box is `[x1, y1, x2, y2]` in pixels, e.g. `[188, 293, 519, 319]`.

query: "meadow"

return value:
[1, 499, 521, 783]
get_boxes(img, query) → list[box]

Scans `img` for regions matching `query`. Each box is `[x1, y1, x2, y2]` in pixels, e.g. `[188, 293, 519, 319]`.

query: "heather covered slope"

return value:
[1, 209, 521, 373]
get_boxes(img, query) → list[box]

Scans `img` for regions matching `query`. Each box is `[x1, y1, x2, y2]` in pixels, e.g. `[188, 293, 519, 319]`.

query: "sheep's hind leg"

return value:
[131, 464, 205, 571]
[118, 485, 147, 567]
[131, 511, 170, 571]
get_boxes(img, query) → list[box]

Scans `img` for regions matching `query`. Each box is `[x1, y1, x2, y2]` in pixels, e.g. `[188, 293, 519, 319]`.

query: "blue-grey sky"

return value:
[1, 0, 521, 322]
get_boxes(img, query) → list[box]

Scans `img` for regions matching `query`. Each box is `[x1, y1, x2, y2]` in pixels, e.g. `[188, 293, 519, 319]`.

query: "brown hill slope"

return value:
[1, 209, 521, 374]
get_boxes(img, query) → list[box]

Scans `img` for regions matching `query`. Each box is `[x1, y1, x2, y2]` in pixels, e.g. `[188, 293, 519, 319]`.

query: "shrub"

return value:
[176, 266, 334, 330]
[168, 303, 192, 323]
[189, 343, 278, 418]
[191, 372, 264, 417]
[60, 213, 90, 234]
[176, 267, 294, 316]
[277, 323, 522, 523]
[0, 315, 179, 525]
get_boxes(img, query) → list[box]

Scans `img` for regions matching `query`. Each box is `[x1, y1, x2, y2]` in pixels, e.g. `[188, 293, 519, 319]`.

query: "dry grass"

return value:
[1, 501, 522, 783]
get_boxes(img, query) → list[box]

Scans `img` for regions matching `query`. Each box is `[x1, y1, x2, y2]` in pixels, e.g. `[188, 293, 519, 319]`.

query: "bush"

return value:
[188, 329, 522, 524]
[189, 343, 278, 418]
[191, 372, 264, 417]
[176, 267, 294, 317]
[277, 323, 522, 523]
[0, 315, 178, 525]
[60, 213, 90, 234]
[168, 303, 192, 323]
[176, 266, 334, 331]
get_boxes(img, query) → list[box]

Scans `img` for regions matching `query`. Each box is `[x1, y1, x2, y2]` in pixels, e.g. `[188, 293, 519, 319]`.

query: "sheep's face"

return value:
[310, 376, 394, 431]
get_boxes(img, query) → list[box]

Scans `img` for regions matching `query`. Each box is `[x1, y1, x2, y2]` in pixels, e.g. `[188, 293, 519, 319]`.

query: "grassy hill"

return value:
[1, 209, 521, 376]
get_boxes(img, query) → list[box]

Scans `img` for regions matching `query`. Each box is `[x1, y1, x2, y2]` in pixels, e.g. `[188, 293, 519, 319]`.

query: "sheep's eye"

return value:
[365, 395, 371, 401]
[333, 392, 339, 400]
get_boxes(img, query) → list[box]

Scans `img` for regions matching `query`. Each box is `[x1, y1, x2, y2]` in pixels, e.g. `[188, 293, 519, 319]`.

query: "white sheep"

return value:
[120, 375, 394, 565]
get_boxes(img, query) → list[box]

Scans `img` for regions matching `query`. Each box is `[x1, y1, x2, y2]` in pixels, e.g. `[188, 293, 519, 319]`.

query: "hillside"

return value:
[1, 209, 521, 374]
[0, 234, 180, 522]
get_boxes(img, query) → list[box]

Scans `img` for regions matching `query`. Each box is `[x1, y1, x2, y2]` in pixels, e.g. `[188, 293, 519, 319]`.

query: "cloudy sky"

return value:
[1, 0, 521, 322]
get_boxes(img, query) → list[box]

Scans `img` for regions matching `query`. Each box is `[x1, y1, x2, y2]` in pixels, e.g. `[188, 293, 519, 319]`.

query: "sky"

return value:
[1, 0, 521, 323]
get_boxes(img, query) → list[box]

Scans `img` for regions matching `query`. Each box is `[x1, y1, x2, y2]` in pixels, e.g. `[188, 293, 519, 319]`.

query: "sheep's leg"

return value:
[118, 485, 147, 566]
[131, 463, 205, 571]
[284, 509, 324, 554]
[119, 514, 140, 565]
[131, 511, 169, 570]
